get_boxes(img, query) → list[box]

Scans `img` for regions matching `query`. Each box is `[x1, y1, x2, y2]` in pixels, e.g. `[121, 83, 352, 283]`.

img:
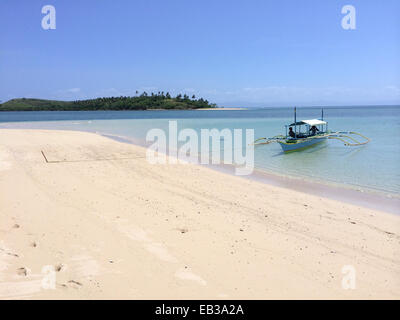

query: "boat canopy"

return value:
[288, 119, 327, 126]
[302, 119, 327, 126]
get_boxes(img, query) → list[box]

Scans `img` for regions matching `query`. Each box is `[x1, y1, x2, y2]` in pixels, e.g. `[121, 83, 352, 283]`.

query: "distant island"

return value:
[0, 92, 217, 111]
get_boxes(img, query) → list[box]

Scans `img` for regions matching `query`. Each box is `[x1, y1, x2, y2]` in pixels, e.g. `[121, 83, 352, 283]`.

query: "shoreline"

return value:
[2, 126, 399, 214]
[215, 164, 400, 215]
[101, 131, 399, 215]
[0, 129, 399, 299]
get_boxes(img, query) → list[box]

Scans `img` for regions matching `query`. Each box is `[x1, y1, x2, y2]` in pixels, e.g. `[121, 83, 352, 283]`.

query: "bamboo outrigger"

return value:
[253, 108, 370, 152]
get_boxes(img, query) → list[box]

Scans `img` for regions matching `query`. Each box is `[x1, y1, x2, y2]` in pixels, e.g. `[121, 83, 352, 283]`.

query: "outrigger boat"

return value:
[253, 108, 370, 152]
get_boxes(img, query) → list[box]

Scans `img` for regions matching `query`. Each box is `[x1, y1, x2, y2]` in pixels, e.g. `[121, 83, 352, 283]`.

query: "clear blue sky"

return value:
[1, 0, 399, 106]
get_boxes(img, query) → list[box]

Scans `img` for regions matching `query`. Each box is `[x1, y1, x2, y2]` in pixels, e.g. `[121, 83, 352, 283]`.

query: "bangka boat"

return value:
[253, 108, 370, 152]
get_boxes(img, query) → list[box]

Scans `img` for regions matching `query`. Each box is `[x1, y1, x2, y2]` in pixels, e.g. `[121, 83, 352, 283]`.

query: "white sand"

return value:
[0, 129, 399, 299]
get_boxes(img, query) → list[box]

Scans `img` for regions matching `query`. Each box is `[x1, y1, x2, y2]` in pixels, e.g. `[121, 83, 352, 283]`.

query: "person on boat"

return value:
[309, 125, 319, 136]
[288, 127, 295, 138]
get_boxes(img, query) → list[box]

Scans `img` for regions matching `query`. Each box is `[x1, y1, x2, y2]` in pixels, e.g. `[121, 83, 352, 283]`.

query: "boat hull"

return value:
[278, 137, 326, 152]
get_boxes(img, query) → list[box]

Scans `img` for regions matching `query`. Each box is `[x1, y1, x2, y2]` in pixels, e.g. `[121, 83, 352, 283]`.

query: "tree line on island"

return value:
[0, 91, 217, 111]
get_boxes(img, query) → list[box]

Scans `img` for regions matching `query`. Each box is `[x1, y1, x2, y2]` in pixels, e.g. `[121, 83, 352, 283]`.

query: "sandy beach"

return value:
[0, 129, 399, 299]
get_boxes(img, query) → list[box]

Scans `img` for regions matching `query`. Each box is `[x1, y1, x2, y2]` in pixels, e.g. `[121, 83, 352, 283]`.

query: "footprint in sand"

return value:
[12, 224, 20, 229]
[55, 263, 65, 272]
[68, 280, 83, 288]
[4, 251, 19, 258]
[17, 267, 29, 276]
[177, 227, 189, 234]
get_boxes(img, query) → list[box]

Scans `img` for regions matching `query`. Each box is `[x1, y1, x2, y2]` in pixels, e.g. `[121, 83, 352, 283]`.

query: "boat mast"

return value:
[321, 108, 324, 132]
[294, 107, 297, 138]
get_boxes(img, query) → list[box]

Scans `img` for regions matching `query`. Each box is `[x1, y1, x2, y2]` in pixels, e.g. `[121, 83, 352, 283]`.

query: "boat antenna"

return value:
[321, 108, 324, 121]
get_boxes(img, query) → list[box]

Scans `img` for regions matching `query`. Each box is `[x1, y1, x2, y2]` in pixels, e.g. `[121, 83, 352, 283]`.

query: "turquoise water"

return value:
[1, 106, 399, 196]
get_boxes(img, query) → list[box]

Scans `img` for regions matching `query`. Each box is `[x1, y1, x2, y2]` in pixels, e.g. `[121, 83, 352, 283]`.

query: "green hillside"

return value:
[0, 93, 217, 111]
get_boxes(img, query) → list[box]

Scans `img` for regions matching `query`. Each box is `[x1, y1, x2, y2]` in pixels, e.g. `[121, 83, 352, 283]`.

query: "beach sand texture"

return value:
[0, 129, 399, 299]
